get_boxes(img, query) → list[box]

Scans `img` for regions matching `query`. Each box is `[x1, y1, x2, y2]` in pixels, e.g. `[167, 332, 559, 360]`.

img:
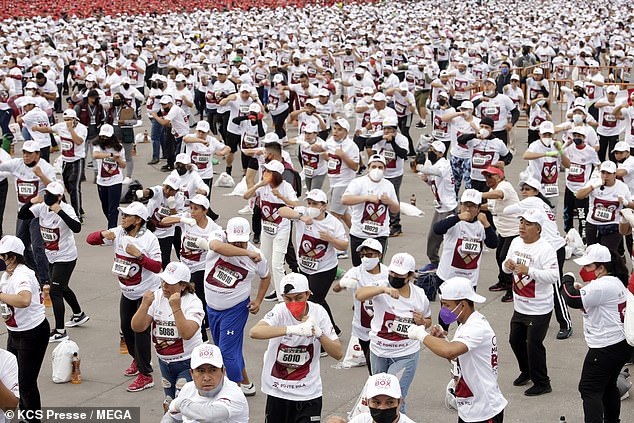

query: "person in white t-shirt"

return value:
[279, 189, 348, 335]
[184, 115, 230, 189]
[0, 236, 48, 421]
[152, 95, 190, 172]
[93, 124, 126, 229]
[503, 209, 558, 396]
[0, 348, 19, 422]
[86, 202, 162, 393]
[161, 344, 249, 423]
[356, 253, 431, 412]
[562, 244, 633, 423]
[289, 123, 328, 191]
[325, 373, 416, 423]
[131, 261, 205, 411]
[408, 277, 507, 423]
[249, 273, 343, 422]
[594, 85, 622, 161]
[16, 97, 52, 160]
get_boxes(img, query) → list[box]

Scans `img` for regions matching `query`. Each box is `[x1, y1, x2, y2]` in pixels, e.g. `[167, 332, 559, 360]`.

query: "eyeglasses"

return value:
[359, 252, 380, 258]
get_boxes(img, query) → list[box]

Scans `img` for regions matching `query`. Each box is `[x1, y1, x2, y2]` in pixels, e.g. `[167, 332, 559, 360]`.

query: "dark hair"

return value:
[143, 218, 156, 233]
[267, 170, 283, 187]
[501, 61, 511, 68]
[180, 282, 196, 295]
[264, 142, 282, 156]
[87, 89, 99, 98]
[35, 72, 45, 80]
[600, 250, 629, 286]
[4, 252, 26, 266]
[98, 134, 123, 152]
[536, 192, 554, 210]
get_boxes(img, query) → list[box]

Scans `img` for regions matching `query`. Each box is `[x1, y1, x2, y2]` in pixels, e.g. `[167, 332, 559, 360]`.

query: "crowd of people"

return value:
[0, 0, 633, 422]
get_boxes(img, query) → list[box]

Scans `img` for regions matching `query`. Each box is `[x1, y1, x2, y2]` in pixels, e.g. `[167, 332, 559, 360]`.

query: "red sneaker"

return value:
[126, 373, 153, 392]
[123, 360, 138, 377]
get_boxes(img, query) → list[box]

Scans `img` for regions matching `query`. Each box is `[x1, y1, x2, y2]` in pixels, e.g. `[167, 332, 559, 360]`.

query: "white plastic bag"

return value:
[348, 377, 370, 419]
[9, 123, 23, 142]
[52, 340, 79, 383]
[333, 335, 366, 369]
[214, 172, 235, 188]
[400, 202, 424, 217]
[224, 176, 247, 197]
[564, 228, 585, 260]
[624, 290, 634, 347]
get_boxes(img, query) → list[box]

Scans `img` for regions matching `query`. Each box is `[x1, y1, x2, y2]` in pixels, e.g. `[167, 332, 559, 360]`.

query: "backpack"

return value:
[121, 179, 143, 204]
[414, 271, 441, 302]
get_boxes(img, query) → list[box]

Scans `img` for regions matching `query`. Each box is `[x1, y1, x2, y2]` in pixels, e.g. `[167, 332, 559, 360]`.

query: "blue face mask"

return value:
[439, 303, 462, 325]
[501, 67, 509, 75]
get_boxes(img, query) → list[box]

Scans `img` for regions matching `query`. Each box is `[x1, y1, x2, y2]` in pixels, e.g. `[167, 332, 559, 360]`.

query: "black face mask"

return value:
[428, 151, 439, 164]
[293, 61, 300, 66]
[438, 98, 447, 106]
[123, 223, 136, 233]
[388, 275, 407, 289]
[44, 193, 58, 206]
[369, 407, 398, 423]
[176, 166, 187, 176]
[113, 98, 123, 107]
[25, 160, 37, 168]
[123, 84, 130, 90]
[616, 157, 626, 164]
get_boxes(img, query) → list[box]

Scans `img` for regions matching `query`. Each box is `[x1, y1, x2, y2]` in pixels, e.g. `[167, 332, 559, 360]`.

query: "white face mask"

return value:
[536, 99, 546, 106]
[541, 137, 552, 147]
[572, 114, 584, 124]
[462, 110, 472, 118]
[364, 95, 372, 103]
[368, 168, 384, 182]
[475, 57, 482, 63]
[479, 128, 491, 138]
[305, 207, 321, 219]
[484, 89, 494, 96]
[361, 256, 380, 271]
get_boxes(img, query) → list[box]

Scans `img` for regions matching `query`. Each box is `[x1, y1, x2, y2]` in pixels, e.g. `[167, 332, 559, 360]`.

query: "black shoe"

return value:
[264, 291, 277, 302]
[357, 165, 366, 175]
[501, 291, 514, 302]
[513, 373, 530, 386]
[160, 165, 174, 172]
[489, 282, 507, 292]
[147, 159, 160, 165]
[253, 234, 260, 244]
[389, 226, 402, 237]
[226, 166, 232, 176]
[556, 328, 573, 340]
[524, 384, 552, 396]
[415, 121, 426, 128]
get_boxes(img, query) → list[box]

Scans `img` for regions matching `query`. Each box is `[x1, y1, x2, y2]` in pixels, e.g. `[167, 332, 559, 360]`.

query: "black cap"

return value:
[480, 117, 494, 128]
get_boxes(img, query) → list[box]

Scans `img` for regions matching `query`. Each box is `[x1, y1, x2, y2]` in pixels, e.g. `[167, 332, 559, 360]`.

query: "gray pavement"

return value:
[1, 113, 632, 423]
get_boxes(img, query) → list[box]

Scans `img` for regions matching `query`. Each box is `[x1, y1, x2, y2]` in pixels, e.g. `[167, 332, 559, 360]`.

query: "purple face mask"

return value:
[439, 303, 462, 325]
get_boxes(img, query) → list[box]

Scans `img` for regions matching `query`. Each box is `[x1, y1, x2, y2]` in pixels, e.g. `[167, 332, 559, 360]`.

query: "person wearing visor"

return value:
[408, 277, 507, 423]
[161, 344, 249, 423]
[355, 253, 431, 412]
[250, 273, 342, 423]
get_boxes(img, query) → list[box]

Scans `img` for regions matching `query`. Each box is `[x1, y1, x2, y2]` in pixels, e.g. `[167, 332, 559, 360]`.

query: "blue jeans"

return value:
[150, 118, 164, 160]
[0, 109, 12, 139]
[97, 184, 122, 229]
[158, 358, 192, 400]
[370, 349, 420, 413]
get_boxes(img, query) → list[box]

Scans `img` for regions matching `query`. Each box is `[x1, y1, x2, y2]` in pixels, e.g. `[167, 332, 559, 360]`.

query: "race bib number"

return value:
[112, 258, 131, 277]
[18, 183, 36, 196]
[383, 150, 396, 161]
[268, 102, 277, 111]
[594, 207, 613, 221]
[569, 163, 583, 176]
[276, 346, 310, 369]
[362, 220, 380, 235]
[239, 105, 250, 115]
[460, 239, 481, 255]
[392, 316, 414, 337]
[543, 183, 558, 196]
[61, 139, 74, 155]
[299, 256, 318, 271]
[183, 236, 200, 251]
[155, 322, 179, 340]
[304, 167, 314, 177]
[243, 134, 258, 148]
[212, 265, 239, 288]
[262, 220, 279, 236]
[471, 155, 487, 167]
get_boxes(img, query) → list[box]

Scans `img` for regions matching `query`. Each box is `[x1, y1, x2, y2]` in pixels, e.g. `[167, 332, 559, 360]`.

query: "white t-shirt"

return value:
[452, 311, 507, 422]
[185, 136, 226, 179]
[52, 122, 87, 162]
[94, 146, 126, 187]
[204, 232, 269, 311]
[466, 137, 509, 182]
[621, 107, 634, 147]
[166, 105, 190, 139]
[369, 283, 431, 358]
[503, 237, 558, 315]
[422, 157, 458, 213]
[212, 80, 237, 114]
[178, 216, 222, 273]
[564, 144, 600, 193]
[503, 197, 566, 251]
[372, 134, 409, 179]
[585, 179, 631, 226]
[261, 302, 337, 401]
[170, 378, 249, 423]
[349, 413, 415, 423]
[21, 107, 52, 149]
[525, 140, 561, 197]
[0, 265, 46, 332]
[146, 187, 185, 239]
[597, 102, 621, 137]
[294, 207, 347, 274]
[256, 182, 298, 237]
[580, 276, 627, 348]
[345, 176, 398, 239]
[618, 156, 634, 197]
[299, 138, 328, 178]
[325, 137, 360, 188]
[344, 265, 389, 342]
[226, 98, 255, 136]
[30, 202, 79, 263]
[103, 226, 161, 300]
[0, 348, 19, 423]
[0, 158, 57, 207]
[488, 180, 520, 237]
[449, 116, 480, 160]
[431, 107, 455, 142]
[474, 93, 516, 132]
[148, 290, 204, 363]
[436, 218, 488, 287]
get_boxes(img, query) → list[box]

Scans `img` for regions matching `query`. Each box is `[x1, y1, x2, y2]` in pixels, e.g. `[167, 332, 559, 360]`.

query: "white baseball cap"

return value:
[305, 98, 319, 108]
[303, 123, 319, 133]
[272, 73, 284, 83]
[99, 124, 114, 137]
[248, 103, 261, 113]
[459, 100, 474, 110]
[600, 161, 617, 173]
[162, 174, 180, 190]
[158, 261, 191, 285]
[612, 141, 630, 153]
[118, 201, 149, 220]
[533, 67, 544, 75]
[606, 85, 619, 94]
[318, 88, 330, 97]
[190, 344, 224, 369]
[439, 277, 486, 303]
[539, 121, 554, 134]
[519, 208, 545, 226]
[355, 238, 383, 253]
[196, 120, 210, 133]
[281, 273, 310, 294]
[239, 84, 252, 93]
[175, 153, 191, 165]
[306, 189, 327, 203]
[574, 244, 612, 266]
[189, 194, 210, 209]
[45, 181, 64, 196]
[460, 189, 482, 205]
[368, 154, 387, 166]
[365, 373, 401, 399]
[62, 109, 78, 119]
[333, 118, 350, 132]
[430, 140, 446, 154]
[264, 132, 281, 145]
[519, 177, 541, 191]
[0, 235, 25, 255]
[22, 140, 40, 152]
[372, 92, 386, 102]
[226, 217, 250, 243]
[362, 86, 374, 95]
[263, 159, 284, 174]
[159, 95, 174, 105]
[388, 253, 416, 275]
[175, 74, 187, 82]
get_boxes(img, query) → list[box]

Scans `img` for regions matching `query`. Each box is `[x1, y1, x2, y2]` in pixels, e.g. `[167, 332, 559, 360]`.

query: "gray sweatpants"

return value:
[427, 209, 455, 264]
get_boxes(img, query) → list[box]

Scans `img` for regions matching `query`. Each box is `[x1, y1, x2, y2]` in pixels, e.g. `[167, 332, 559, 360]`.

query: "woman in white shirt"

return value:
[243, 160, 299, 301]
[131, 261, 205, 412]
[562, 245, 632, 423]
[0, 236, 48, 421]
[93, 124, 126, 229]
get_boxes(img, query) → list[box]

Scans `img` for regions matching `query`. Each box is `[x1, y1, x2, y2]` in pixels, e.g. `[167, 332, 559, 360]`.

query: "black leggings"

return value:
[49, 260, 82, 330]
[190, 270, 208, 342]
[8, 319, 49, 423]
[158, 236, 174, 269]
[302, 267, 339, 334]
[359, 338, 372, 375]
[121, 295, 152, 375]
[271, 110, 290, 140]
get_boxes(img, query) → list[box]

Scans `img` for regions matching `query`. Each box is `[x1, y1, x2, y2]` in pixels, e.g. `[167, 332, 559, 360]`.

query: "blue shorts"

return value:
[206, 298, 250, 383]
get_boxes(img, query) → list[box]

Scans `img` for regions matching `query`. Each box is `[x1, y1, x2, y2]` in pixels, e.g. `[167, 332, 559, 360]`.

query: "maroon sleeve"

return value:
[86, 231, 105, 245]
[139, 254, 162, 274]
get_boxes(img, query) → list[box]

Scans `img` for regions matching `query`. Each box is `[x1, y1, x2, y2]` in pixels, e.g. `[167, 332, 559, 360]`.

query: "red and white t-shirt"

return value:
[94, 146, 126, 187]
[0, 265, 46, 332]
[299, 139, 328, 178]
[30, 202, 79, 263]
[178, 216, 221, 273]
[185, 136, 226, 179]
[147, 289, 204, 363]
[293, 207, 347, 275]
[585, 179, 630, 226]
[579, 276, 627, 348]
[146, 187, 185, 239]
[564, 144, 600, 193]
[261, 302, 337, 401]
[344, 176, 398, 239]
[256, 182, 298, 236]
[52, 122, 87, 162]
[324, 137, 360, 188]
[437, 219, 487, 287]
[343, 265, 389, 342]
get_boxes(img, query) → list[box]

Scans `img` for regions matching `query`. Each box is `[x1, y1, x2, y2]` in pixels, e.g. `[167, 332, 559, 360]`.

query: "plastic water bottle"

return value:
[559, 417, 566, 423]
[71, 352, 81, 384]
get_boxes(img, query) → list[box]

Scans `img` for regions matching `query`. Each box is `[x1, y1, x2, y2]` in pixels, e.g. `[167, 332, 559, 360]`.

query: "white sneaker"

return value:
[122, 177, 133, 185]
[241, 383, 256, 397]
[238, 205, 253, 215]
[49, 330, 69, 343]
[66, 312, 90, 328]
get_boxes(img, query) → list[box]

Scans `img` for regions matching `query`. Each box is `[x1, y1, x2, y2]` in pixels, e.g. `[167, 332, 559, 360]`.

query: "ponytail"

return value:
[602, 250, 629, 286]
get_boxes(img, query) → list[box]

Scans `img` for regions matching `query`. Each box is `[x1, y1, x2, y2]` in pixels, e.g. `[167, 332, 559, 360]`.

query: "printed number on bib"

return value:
[277, 347, 310, 368]
[543, 184, 558, 196]
[300, 256, 319, 271]
[17, 183, 36, 196]
[460, 239, 481, 255]
[155, 322, 179, 340]
[393, 317, 414, 337]
[262, 220, 278, 236]
[112, 258, 132, 277]
[212, 266, 239, 288]
[362, 220, 380, 235]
